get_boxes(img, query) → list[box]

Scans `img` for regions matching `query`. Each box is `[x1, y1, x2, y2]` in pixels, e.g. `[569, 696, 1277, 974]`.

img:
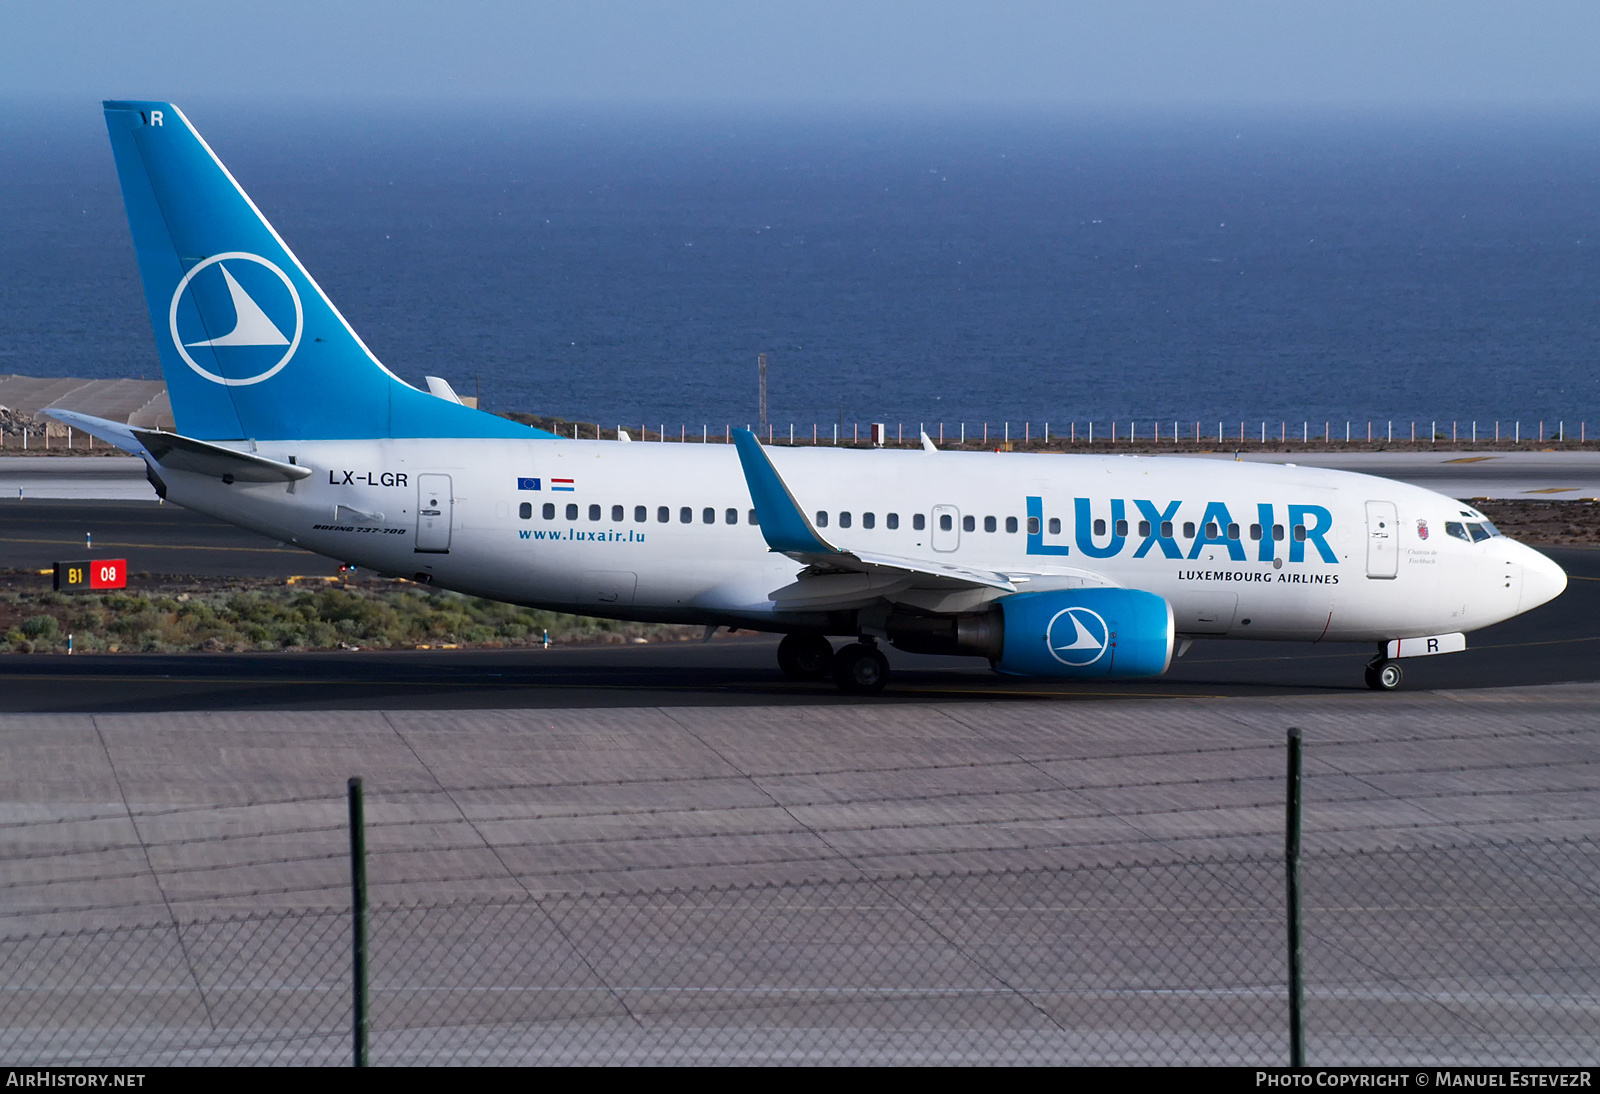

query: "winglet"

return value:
[920, 430, 938, 453]
[731, 428, 839, 555]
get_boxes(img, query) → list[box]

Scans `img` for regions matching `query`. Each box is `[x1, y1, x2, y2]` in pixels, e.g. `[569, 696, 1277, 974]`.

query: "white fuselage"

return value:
[156, 440, 1567, 644]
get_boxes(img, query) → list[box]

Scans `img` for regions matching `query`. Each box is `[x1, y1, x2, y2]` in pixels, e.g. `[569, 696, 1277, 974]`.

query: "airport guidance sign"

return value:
[54, 559, 127, 592]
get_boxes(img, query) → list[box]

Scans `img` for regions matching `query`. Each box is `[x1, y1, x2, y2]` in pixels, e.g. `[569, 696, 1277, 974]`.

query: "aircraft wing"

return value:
[732, 428, 1018, 595]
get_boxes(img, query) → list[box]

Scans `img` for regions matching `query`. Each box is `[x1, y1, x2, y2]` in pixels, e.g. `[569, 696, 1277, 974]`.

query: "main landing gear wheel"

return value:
[1364, 659, 1404, 691]
[832, 642, 890, 695]
[777, 633, 834, 680]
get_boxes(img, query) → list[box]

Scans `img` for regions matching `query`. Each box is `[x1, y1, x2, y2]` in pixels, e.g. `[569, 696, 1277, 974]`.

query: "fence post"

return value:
[1286, 729, 1305, 1067]
[348, 777, 369, 1067]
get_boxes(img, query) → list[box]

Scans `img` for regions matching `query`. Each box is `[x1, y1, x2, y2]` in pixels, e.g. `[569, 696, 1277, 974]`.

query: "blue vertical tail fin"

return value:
[102, 101, 553, 441]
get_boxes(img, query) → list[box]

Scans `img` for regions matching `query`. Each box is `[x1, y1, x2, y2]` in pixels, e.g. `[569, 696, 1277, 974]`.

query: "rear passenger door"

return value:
[416, 474, 453, 553]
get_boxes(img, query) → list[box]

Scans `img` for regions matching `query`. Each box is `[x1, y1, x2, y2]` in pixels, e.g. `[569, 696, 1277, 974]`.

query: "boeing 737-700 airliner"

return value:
[52, 102, 1568, 693]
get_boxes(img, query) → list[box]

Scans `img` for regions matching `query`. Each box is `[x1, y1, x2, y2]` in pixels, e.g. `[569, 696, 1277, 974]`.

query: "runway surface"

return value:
[1, 685, 1594, 1063]
[0, 546, 1592, 713]
[0, 498, 341, 578]
[1216, 450, 1600, 499]
[5, 450, 1600, 502]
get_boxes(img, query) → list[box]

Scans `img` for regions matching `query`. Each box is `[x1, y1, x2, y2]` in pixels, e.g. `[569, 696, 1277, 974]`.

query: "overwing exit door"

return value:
[931, 505, 960, 552]
[416, 473, 453, 553]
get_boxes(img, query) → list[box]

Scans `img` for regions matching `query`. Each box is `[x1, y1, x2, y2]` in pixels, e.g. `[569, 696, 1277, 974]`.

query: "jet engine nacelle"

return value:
[994, 587, 1174, 679]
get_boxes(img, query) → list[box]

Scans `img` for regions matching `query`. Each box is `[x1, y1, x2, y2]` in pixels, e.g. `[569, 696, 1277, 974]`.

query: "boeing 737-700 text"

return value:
[52, 101, 1568, 693]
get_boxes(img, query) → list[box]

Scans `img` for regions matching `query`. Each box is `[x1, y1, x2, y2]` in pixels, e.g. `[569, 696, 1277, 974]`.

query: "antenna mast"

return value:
[758, 353, 768, 432]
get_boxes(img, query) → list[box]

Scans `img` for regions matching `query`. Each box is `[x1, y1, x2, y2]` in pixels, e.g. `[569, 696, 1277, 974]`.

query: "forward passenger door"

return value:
[1365, 500, 1397, 579]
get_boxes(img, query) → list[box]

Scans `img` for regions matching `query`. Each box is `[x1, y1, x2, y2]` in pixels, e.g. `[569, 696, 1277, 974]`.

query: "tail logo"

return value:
[167, 252, 303, 386]
[1046, 606, 1109, 667]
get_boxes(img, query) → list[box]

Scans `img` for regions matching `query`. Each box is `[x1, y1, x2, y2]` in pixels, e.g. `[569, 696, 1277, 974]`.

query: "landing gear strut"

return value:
[1364, 658, 1403, 691]
[832, 640, 890, 694]
[777, 633, 834, 680]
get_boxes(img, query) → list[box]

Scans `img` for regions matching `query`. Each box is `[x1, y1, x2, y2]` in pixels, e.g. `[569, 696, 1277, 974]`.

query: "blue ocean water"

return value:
[3, 103, 1599, 434]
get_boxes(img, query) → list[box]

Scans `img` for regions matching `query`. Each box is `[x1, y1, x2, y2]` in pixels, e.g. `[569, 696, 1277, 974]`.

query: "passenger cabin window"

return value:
[1227, 523, 1240, 540]
[1294, 525, 1307, 541]
[635, 505, 647, 522]
[939, 514, 952, 532]
[1446, 521, 1470, 542]
[1249, 524, 1262, 541]
[863, 512, 875, 529]
[984, 516, 997, 533]
[519, 502, 532, 519]
[589, 504, 601, 521]
[566, 504, 579, 520]
[657, 506, 669, 523]
[1028, 516, 1041, 535]
[702, 507, 715, 524]
[910, 513, 923, 531]
[1274, 525, 1285, 541]
[1115, 519, 1128, 537]
[543, 503, 555, 519]
[1006, 517, 1018, 534]
[1183, 522, 1195, 538]
[839, 512, 853, 528]
[680, 507, 692, 524]
[1093, 519, 1106, 536]
[612, 505, 624, 522]
[1049, 518, 1061, 535]
[1138, 520, 1150, 537]
[817, 511, 830, 527]
[725, 508, 738, 525]
[963, 515, 976, 532]
[748, 510, 758, 524]
[887, 513, 899, 530]
[1205, 522, 1218, 538]
[1161, 521, 1173, 538]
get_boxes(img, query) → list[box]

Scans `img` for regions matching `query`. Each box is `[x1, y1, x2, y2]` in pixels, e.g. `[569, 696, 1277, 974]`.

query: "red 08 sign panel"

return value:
[89, 559, 127, 589]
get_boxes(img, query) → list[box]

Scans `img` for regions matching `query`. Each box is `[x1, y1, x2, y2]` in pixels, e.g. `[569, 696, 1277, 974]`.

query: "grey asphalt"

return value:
[6, 450, 1600, 503]
[0, 545, 1591, 713]
[1212, 450, 1600, 499]
[0, 686, 1593, 1063]
[0, 498, 342, 578]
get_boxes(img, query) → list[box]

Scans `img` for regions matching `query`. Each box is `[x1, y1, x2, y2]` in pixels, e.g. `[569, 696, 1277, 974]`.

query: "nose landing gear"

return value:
[1364, 657, 1404, 691]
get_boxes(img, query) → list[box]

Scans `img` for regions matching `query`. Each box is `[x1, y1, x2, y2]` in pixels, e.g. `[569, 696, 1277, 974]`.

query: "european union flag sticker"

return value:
[517, 477, 541, 491]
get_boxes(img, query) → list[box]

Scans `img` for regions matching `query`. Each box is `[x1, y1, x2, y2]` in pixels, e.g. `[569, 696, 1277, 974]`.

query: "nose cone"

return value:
[1516, 542, 1568, 613]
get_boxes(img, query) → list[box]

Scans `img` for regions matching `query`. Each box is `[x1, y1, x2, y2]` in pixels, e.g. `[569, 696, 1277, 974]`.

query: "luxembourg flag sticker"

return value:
[550, 478, 576, 492]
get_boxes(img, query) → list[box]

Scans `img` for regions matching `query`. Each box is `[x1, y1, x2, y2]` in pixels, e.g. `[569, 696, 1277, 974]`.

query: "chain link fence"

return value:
[1, 837, 1594, 1065]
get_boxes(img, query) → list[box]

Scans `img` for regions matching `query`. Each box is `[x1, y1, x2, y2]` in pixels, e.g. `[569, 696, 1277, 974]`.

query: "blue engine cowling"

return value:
[994, 588, 1174, 679]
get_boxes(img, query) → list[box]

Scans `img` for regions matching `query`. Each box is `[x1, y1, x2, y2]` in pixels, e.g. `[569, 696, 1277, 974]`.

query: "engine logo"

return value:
[1046, 606, 1109, 667]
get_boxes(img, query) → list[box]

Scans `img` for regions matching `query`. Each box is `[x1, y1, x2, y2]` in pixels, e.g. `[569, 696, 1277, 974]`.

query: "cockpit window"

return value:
[1466, 522, 1491, 543]
[1445, 522, 1470, 542]
[1481, 520, 1501, 537]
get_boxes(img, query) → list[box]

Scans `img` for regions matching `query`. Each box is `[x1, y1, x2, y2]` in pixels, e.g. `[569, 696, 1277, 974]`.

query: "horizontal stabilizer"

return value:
[131, 428, 312, 483]
[424, 376, 464, 404]
[40, 409, 148, 457]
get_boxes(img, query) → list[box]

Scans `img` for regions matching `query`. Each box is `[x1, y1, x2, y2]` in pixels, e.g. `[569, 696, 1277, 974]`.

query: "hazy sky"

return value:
[4, 1, 1599, 109]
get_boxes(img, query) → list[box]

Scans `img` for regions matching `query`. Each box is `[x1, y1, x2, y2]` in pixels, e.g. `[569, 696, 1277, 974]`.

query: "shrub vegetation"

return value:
[0, 579, 695, 654]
